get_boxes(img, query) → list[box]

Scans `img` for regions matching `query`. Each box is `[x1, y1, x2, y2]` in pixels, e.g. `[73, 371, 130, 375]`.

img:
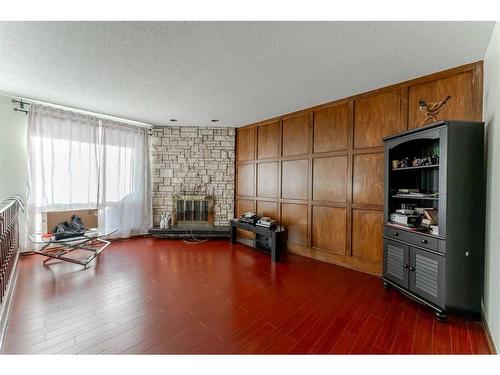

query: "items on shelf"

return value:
[238, 212, 261, 226]
[425, 209, 439, 221]
[389, 212, 421, 227]
[238, 212, 280, 230]
[256, 217, 278, 229]
[397, 188, 420, 194]
[388, 203, 439, 234]
[430, 225, 439, 236]
[392, 154, 439, 169]
[393, 188, 439, 199]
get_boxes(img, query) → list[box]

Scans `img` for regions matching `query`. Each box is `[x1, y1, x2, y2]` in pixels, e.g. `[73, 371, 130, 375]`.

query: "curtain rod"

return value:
[3, 92, 155, 129]
[11, 98, 30, 114]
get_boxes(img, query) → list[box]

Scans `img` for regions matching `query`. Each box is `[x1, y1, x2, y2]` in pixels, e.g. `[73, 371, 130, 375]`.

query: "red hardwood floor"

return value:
[1, 237, 492, 354]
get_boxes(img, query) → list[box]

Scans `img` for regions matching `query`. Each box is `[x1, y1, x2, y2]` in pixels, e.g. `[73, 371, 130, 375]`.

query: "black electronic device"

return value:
[238, 212, 261, 225]
[256, 217, 278, 229]
[389, 213, 421, 227]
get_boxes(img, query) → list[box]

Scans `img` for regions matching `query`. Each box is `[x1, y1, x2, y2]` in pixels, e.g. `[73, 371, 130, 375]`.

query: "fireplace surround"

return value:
[150, 126, 235, 227]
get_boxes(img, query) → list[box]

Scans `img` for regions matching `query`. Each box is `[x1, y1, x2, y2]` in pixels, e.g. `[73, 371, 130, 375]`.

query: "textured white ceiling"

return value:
[0, 21, 495, 127]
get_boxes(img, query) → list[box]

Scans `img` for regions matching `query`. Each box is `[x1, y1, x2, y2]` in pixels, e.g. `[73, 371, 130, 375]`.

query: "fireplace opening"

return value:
[173, 195, 214, 226]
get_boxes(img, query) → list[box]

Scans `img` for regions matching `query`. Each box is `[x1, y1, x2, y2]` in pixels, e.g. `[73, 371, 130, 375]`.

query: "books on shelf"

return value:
[393, 189, 439, 198]
[414, 207, 434, 215]
[395, 208, 415, 215]
[393, 194, 439, 198]
[423, 209, 439, 224]
[397, 188, 420, 194]
[421, 218, 432, 226]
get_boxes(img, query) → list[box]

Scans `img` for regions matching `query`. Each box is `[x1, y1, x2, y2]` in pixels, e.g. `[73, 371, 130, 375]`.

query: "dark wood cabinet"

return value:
[382, 120, 485, 321]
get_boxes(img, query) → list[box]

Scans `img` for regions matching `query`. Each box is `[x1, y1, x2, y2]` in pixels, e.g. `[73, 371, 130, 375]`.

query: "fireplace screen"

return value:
[173, 195, 214, 225]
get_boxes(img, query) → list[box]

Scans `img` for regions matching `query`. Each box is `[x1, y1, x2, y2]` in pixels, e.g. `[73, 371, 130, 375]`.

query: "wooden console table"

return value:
[229, 219, 285, 262]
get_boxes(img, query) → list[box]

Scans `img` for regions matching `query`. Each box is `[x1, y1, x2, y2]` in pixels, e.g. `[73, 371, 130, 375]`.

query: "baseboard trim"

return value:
[481, 308, 497, 354]
[0, 251, 20, 352]
[286, 242, 382, 276]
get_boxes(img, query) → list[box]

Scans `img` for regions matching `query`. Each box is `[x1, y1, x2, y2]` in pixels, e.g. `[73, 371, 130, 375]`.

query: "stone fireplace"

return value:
[150, 126, 235, 227]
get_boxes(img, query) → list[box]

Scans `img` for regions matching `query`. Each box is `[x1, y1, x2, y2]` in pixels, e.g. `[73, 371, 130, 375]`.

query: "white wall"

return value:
[0, 94, 28, 200]
[484, 21, 500, 352]
[0, 94, 28, 249]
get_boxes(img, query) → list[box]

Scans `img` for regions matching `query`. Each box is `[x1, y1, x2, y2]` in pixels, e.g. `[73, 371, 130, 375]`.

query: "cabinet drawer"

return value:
[383, 226, 439, 252]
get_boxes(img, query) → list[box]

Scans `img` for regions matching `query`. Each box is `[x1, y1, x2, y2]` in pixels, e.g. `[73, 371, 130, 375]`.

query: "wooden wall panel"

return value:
[352, 153, 384, 206]
[257, 122, 279, 159]
[257, 162, 278, 198]
[354, 89, 403, 149]
[256, 201, 278, 220]
[237, 163, 255, 197]
[312, 206, 347, 255]
[237, 127, 255, 162]
[408, 71, 474, 129]
[282, 114, 310, 156]
[313, 103, 350, 153]
[235, 62, 482, 276]
[312, 156, 348, 203]
[281, 159, 308, 200]
[281, 203, 308, 246]
[236, 199, 255, 216]
[351, 209, 383, 262]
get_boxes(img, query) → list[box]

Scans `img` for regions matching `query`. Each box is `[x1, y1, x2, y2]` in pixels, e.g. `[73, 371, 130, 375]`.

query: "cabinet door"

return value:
[383, 239, 409, 288]
[409, 247, 445, 308]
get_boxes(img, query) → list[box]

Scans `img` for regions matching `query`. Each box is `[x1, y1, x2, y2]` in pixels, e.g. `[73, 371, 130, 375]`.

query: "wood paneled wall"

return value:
[235, 62, 483, 275]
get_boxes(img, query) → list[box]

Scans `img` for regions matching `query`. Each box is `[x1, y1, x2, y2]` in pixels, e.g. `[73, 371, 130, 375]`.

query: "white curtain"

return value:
[26, 104, 101, 236]
[26, 104, 151, 242]
[98, 119, 151, 238]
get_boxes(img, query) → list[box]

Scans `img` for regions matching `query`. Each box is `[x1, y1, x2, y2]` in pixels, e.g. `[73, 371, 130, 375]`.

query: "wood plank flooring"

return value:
[1, 237, 492, 354]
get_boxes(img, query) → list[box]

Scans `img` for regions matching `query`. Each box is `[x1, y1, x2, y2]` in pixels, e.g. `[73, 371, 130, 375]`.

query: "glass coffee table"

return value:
[29, 228, 118, 268]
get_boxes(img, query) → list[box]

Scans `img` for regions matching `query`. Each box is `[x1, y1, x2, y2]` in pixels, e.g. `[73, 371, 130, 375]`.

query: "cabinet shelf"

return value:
[392, 164, 439, 171]
[391, 195, 439, 200]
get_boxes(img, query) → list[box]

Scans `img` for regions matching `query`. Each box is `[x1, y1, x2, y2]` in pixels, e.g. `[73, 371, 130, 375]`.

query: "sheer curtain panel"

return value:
[98, 119, 151, 238]
[26, 104, 151, 243]
[26, 104, 100, 236]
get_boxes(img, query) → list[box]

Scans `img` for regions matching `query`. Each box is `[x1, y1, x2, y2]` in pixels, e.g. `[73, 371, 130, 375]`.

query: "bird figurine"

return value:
[418, 96, 451, 127]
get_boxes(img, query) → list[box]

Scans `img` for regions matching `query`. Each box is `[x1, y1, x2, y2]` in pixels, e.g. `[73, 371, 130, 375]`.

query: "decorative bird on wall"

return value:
[418, 95, 451, 127]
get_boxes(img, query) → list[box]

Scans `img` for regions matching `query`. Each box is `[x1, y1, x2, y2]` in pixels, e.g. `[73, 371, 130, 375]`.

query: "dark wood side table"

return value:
[229, 219, 285, 262]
